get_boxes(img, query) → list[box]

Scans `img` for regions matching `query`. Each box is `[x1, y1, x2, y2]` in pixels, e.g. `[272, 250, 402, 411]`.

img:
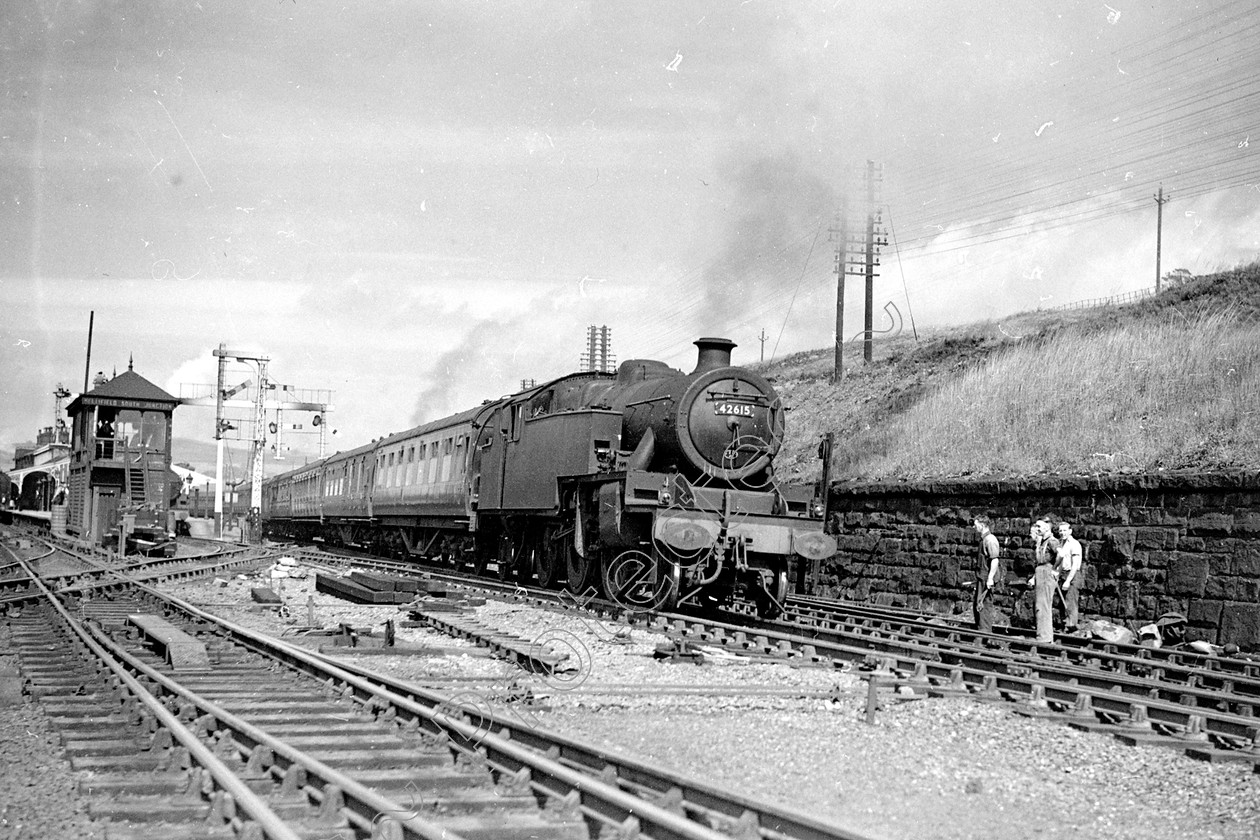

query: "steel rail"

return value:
[10, 553, 306, 840]
[79, 619, 472, 840]
[216, 545, 1260, 765]
[83, 547, 880, 840]
[299, 546, 1260, 718]
[311, 653, 863, 840]
[139, 583, 853, 840]
[273, 544, 1260, 732]
[0, 538, 264, 608]
[761, 607, 1260, 715]
[654, 613, 1260, 752]
[786, 593, 1260, 683]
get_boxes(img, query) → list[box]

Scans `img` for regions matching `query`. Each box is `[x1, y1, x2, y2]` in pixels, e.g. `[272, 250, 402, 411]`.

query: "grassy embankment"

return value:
[766, 261, 1260, 483]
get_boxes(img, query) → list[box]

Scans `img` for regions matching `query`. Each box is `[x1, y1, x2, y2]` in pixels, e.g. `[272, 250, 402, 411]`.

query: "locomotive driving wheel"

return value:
[602, 548, 679, 613]
[749, 567, 789, 619]
[535, 525, 564, 588]
[565, 544, 599, 595]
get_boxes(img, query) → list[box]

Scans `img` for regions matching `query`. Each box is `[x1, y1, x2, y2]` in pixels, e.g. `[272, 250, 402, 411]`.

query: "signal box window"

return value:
[95, 408, 117, 459]
[116, 410, 142, 447]
[142, 412, 166, 449]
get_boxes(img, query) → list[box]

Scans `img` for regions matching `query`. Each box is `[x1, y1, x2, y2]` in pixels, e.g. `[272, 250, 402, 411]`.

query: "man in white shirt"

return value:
[1055, 521, 1084, 631]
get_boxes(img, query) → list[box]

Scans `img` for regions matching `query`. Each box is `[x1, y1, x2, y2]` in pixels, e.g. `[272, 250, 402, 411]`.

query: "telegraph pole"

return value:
[1154, 186, 1169, 293]
[828, 201, 847, 382]
[758, 328, 768, 362]
[829, 163, 886, 379]
[862, 160, 882, 364]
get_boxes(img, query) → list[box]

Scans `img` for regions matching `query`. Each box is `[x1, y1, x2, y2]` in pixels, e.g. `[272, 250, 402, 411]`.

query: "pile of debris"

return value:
[1081, 612, 1251, 658]
[266, 555, 309, 584]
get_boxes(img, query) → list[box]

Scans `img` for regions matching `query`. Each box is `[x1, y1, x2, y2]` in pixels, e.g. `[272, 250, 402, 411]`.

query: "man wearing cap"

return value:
[1055, 521, 1083, 632]
[972, 517, 1001, 632]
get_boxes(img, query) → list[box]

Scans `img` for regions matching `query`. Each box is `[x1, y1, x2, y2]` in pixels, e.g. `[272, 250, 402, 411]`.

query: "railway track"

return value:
[784, 592, 1260, 681]
[273, 544, 1260, 767]
[1, 533, 879, 840]
[1, 527, 266, 607]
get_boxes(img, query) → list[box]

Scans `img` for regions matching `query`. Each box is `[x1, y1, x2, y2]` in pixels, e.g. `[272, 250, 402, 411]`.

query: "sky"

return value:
[2, 0, 1258, 478]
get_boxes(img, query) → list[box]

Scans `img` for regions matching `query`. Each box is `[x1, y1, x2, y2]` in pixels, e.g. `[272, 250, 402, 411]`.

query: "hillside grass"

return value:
[768, 261, 1260, 482]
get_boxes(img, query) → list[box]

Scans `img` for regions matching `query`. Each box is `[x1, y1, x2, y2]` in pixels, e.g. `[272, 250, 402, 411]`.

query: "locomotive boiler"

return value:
[262, 338, 835, 616]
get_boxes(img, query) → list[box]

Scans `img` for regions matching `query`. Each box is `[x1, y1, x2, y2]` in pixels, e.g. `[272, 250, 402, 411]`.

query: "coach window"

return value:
[428, 442, 440, 484]
[406, 446, 416, 485]
[441, 438, 453, 481]
[454, 435, 466, 477]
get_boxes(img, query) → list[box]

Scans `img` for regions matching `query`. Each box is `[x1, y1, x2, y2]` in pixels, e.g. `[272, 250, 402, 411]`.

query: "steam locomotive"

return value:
[260, 338, 835, 616]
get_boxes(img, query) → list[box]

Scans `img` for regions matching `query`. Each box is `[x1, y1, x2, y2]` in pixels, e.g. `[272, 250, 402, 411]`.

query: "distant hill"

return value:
[765, 261, 1260, 484]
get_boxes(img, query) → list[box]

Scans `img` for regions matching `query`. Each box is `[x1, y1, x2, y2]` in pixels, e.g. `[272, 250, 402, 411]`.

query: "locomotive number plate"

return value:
[714, 402, 754, 417]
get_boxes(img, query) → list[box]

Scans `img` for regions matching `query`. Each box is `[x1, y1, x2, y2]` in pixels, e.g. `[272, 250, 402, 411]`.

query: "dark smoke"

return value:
[700, 151, 836, 326]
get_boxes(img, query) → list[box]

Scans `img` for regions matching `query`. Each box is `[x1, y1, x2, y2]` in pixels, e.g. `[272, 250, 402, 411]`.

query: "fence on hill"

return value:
[1049, 286, 1154, 312]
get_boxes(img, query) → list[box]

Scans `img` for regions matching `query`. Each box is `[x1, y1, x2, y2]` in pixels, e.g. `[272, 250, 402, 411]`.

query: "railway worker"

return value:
[972, 517, 1001, 632]
[1055, 521, 1084, 631]
[1030, 517, 1060, 644]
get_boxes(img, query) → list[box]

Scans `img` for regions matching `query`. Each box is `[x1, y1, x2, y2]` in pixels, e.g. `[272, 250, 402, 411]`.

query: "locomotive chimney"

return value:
[692, 337, 736, 374]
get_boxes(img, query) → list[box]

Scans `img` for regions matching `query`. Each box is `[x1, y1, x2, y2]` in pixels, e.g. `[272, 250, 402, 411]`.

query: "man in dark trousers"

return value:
[972, 516, 1001, 632]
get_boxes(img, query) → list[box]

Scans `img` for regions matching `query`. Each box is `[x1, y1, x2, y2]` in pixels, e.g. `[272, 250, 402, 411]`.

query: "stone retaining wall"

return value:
[818, 472, 1260, 649]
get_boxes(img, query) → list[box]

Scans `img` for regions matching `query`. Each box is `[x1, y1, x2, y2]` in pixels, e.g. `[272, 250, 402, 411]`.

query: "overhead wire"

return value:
[613, 3, 1260, 357]
[769, 221, 824, 362]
